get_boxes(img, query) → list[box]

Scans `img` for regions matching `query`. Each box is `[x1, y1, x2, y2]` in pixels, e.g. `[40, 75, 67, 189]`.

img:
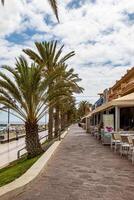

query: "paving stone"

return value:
[1, 124, 134, 200]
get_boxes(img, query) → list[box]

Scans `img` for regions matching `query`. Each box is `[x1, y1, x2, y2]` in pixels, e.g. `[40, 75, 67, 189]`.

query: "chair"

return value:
[111, 133, 121, 152]
[120, 135, 130, 157]
[127, 137, 134, 164]
[92, 127, 98, 137]
[102, 132, 112, 145]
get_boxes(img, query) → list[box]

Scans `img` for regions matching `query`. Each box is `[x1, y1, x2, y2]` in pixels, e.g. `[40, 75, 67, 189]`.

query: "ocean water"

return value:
[0, 125, 7, 131]
[0, 111, 48, 125]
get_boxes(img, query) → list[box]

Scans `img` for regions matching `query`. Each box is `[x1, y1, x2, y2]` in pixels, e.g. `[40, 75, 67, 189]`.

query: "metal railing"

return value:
[17, 134, 49, 159]
[17, 130, 63, 159]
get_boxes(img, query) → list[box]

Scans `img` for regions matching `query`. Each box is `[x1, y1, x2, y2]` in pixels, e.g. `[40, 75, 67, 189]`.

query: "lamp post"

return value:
[45, 111, 47, 130]
[7, 99, 16, 143]
[7, 107, 10, 143]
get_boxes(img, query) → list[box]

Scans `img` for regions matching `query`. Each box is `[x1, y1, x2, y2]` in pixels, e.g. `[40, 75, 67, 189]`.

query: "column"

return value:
[86, 117, 90, 133]
[94, 115, 95, 126]
[106, 109, 109, 114]
[115, 106, 120, 132]
[100, 112, 103, 123]
[96, 114, 98, 125]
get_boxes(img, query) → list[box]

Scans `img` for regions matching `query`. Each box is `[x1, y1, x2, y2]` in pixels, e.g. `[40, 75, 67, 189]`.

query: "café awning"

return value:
[86, 93, 134, 117]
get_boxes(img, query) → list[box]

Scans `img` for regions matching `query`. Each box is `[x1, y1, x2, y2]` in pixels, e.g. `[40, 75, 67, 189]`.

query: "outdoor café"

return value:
[85, 92, 134, 164]
[86, 92, 134, 133]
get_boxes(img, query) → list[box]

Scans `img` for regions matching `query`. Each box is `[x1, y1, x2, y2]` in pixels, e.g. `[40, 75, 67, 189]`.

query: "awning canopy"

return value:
[81, 116, 86, 120]
[86, 112, 92, 118]
[86, 93, 134, 117]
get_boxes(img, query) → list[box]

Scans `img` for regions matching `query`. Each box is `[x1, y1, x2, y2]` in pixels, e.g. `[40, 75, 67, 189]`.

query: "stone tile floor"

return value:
[1, 124, 134, 200]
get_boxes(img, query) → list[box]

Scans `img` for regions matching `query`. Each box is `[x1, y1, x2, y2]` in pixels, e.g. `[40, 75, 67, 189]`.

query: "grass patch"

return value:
[0, 155, 40, 187]
[0, 131, 63, 187]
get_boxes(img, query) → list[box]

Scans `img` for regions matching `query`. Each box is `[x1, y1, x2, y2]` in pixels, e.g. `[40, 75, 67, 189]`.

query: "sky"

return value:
[0, 0, 134, 122]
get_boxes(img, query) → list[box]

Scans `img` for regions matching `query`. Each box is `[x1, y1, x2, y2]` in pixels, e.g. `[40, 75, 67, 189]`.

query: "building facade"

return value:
[86, 67, 134, 132]
[108, 67, 134, 101]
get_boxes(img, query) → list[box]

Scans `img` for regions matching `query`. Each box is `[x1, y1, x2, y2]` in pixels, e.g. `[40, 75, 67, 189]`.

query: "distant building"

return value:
[85, 67, 134, 132]
[92, 89, 109, 110]
[108, 67, 134, 101]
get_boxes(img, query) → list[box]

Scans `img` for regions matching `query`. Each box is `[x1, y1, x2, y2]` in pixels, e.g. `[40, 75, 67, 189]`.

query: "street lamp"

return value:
[0, 105, 10, 142]
[6, 99, 16, 143]
[45, 111, 48, 130]
[7, 107, 10, 143]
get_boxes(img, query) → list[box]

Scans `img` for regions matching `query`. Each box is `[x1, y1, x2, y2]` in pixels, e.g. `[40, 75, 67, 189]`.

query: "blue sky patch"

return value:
[44, 14, 56, 26]
[67, 0, 96, 9]
[87, 40, 97, 45]
[67, 0, 83, 9]
[5, 33, 27, 44]
[6, 29, 44, 44]
[125, 12, 134, 21]
[103, 61, 112, 65]
[101, 27, 115, 35]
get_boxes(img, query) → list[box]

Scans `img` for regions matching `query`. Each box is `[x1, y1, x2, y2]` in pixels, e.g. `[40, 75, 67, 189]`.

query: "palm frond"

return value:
[0, 56, 55, 122]
[1, 0, 4, 5]
[23, 49, 43, 65]
[48, 0, 59, 22]
[1, 0, 59, 22]
[24, 41, 74, 72]
[0, 95, 26, 120]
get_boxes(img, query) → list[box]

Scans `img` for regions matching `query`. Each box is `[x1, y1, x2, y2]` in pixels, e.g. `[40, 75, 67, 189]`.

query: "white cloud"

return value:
[0, 0, 134, 104]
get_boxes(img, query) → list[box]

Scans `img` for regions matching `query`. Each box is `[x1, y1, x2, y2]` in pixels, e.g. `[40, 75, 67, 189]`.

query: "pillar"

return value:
[86, 117, 90, 133]
[106, 109, 109, 114]
[115, 106, 120, 132]
[94, 115, 95, 126]
[96, 114, 98, 125]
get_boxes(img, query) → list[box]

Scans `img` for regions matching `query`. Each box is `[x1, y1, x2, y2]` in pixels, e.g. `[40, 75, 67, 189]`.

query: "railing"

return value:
[17, 131, 61, 159]
[121, 82, 134, 95]
[17, 134, 49, 159]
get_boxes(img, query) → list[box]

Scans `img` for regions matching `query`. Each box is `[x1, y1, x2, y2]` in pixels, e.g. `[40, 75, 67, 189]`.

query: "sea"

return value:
[0, 110, 48, 130]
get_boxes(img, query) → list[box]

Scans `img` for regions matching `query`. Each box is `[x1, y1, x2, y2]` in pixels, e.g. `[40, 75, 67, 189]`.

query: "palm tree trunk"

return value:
[48, 106, 53, 140]
[54, 105, 60, 137]
[25, 121, 43, 158]
[61, 112, 66, 131]
[66, 113, 69, 126]
[64, 113, 68, 127]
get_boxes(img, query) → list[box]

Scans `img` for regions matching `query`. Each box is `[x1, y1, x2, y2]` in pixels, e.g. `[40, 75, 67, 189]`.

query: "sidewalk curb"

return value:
[0, 129, 69, 197]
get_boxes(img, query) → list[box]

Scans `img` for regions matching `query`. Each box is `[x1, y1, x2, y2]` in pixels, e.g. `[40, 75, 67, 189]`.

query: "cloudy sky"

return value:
[0, 0, 134, 107]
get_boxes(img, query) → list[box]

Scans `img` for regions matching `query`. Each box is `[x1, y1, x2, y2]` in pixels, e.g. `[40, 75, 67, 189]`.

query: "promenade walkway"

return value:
[1, 125, 134, 200]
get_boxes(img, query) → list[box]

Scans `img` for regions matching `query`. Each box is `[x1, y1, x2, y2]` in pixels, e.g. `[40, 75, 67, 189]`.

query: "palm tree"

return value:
[51, 63, 83, 136]
[1, 0, 59, 21]
[64, 99, 78, 125]
[0, 56, 61, 158]
[78, 101, 92, 118]
[23, 40, 75, 140]
[59, 96, 76, 130]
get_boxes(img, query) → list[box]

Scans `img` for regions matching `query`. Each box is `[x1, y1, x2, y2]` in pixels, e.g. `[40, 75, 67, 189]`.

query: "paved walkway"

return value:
[1, 125, 134, 200]
[0, 130, 48, 168]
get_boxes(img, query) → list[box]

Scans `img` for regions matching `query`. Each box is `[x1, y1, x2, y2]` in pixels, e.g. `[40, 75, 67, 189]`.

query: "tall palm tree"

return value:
[59, 96, 76, 130]
[51, 63, 83, 136]
[0, 56, 61, 158]
[64, 98, 77, 125]
[78, 101, 92, 118]
[23, 40, 75, 140]
[1, 0, 59, 21]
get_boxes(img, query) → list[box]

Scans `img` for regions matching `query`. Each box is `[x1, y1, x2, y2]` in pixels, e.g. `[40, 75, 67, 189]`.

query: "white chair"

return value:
[111, 133, 121, 152]
[127, 137, 134, 164]
[120, 135, 130, 157]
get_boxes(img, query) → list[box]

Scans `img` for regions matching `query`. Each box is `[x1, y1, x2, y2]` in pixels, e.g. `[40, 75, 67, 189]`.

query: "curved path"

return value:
[1, 125, 134, 200]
